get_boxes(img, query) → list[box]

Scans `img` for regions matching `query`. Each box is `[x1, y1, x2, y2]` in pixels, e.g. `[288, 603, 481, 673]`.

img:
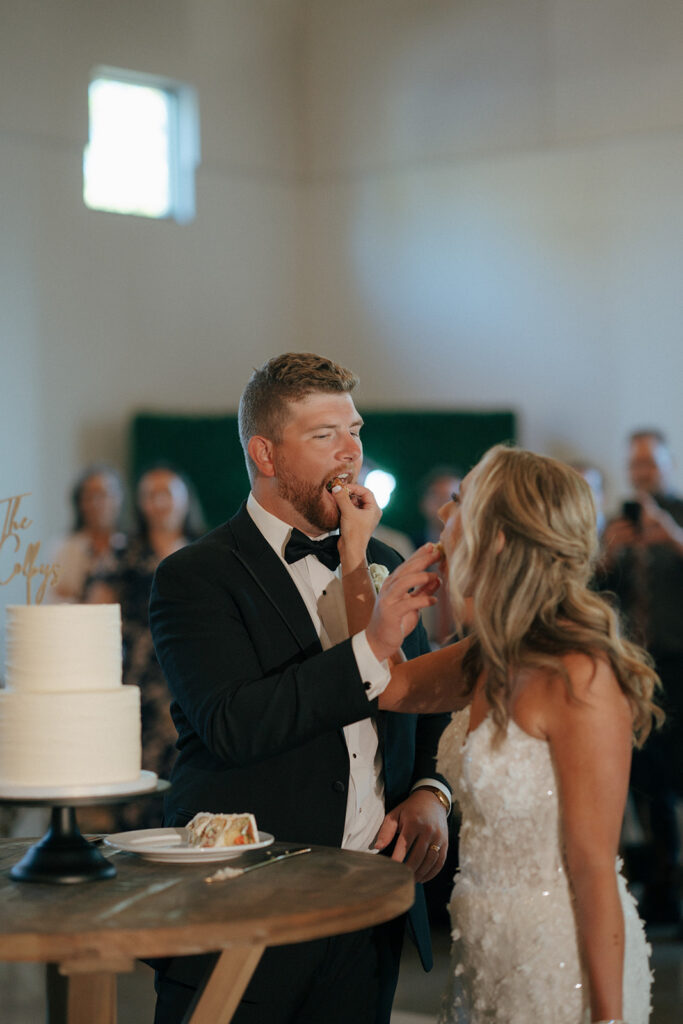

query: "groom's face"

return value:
[271, 391, 363, 534]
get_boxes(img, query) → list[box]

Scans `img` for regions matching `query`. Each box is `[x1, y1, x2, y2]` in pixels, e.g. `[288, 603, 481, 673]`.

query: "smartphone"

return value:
[621, 500, 642, 527]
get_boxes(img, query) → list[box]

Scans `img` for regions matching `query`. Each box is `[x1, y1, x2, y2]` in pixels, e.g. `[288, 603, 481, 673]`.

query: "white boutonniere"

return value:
[369, 563, 390, 593]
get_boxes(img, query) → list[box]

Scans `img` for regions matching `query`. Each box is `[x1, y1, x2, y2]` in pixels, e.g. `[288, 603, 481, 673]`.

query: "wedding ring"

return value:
[429, 843, 442, 854]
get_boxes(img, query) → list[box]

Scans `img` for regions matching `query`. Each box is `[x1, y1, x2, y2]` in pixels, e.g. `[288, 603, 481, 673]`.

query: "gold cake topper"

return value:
[0, 492, 60, 604]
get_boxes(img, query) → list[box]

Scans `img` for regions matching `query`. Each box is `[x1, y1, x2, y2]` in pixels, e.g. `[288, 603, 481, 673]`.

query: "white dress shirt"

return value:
[246, 493, 449, 851]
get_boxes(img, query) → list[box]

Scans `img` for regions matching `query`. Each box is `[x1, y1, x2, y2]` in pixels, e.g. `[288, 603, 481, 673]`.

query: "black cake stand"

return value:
[0, 774, 170, 884]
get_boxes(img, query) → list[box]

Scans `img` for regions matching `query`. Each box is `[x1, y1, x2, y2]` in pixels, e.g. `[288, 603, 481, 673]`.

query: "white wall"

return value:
[1, 0, 304, 553]
[2, 0, 683, 600]
[301, 0, 683, 505]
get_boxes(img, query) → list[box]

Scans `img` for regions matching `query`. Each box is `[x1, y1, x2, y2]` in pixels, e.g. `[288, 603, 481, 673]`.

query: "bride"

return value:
[340, 444, 660, 1024]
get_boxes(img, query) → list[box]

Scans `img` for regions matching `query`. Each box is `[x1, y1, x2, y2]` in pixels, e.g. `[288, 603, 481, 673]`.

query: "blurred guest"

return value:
[48, 463, 126, 602]
[598, 428, 683, 923]
[88, 465, 205, 828]
[412, 466, 462, 648]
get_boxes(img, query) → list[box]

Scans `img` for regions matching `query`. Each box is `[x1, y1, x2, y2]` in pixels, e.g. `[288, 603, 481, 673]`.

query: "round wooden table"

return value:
[0, 837, 415, 1024]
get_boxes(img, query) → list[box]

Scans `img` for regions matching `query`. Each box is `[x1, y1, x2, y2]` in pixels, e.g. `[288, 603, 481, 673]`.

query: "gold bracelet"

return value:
[416, 785, 450, 814]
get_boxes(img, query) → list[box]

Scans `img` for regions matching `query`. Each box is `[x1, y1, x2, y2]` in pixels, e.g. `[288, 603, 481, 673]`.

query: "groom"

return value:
[149, 352, 451, 1024]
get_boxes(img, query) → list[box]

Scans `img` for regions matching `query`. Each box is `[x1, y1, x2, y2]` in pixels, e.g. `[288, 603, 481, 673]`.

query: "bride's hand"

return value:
[365, 544, 442, 661]
[333, 481, 382, 570]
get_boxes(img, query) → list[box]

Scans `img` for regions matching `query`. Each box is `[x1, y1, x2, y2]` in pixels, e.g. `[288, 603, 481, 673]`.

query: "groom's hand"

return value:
[374, 790, 448, 883]
[334, 481, 381, 569]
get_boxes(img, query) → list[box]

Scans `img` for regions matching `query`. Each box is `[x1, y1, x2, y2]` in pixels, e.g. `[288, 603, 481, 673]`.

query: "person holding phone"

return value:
[599, 429, 683, 925]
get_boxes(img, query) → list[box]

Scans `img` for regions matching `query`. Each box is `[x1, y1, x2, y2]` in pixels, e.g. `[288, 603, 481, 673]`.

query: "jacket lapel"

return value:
[225, 503, 321, 654]
[365, 536, 400, 757]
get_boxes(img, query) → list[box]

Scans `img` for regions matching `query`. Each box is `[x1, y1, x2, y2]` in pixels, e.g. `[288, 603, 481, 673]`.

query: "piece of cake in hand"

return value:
[186, 811, 259, 848]
[325, 474, 350, 493]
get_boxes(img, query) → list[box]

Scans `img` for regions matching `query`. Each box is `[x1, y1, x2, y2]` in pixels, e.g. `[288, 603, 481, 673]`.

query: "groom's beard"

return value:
[274, 461, 340, 535]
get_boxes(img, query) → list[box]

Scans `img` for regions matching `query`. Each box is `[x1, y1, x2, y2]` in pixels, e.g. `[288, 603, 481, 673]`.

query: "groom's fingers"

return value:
[345, 482, 377, 507]
[373, 813, 399, 852]
[384, 792, 449, 881]
[332, 483, 361, 514]
[408, 832, 448, 883]
[390, 830, 411, 866]
[403, 835, 447, 883]
[333, 481, 378, 512]
[416, 844, 447, 884]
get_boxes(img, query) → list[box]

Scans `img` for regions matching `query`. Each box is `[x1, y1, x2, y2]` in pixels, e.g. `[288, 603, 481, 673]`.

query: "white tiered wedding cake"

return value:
[0, 604, 141, 790]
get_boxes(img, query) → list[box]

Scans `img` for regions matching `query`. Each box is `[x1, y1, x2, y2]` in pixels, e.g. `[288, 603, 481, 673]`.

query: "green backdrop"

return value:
[130, 409, 516, 537]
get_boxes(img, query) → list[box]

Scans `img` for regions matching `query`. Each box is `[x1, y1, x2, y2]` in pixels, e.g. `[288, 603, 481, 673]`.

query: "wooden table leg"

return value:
[184, 944, 266, 1024]
[46, 964, 117, 1024]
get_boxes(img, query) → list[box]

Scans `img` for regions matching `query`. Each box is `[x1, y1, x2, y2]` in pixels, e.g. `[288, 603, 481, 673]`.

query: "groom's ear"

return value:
[248, 435, 276, 478]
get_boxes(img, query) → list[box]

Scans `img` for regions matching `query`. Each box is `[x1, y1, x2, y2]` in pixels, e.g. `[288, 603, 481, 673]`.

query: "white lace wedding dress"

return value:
[436, 707, 652, 1024]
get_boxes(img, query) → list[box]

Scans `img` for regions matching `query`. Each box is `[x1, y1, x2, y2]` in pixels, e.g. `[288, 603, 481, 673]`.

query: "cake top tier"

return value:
[4, 604, 122, 694]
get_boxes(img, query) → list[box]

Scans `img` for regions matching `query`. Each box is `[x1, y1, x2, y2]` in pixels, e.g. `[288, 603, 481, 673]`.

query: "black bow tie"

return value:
[284, 528, 341, 572]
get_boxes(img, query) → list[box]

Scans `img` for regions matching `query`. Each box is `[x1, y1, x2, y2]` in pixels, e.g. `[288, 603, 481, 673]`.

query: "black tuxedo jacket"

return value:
[149, 502, 451, 968]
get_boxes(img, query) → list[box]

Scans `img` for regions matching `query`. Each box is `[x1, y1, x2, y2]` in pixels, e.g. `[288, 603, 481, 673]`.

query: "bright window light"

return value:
[365, 469, 397, 510]
[83, 67, 199, 223]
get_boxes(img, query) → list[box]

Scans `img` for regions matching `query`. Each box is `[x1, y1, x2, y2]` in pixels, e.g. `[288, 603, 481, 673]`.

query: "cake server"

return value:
[205, 846, 312, 882]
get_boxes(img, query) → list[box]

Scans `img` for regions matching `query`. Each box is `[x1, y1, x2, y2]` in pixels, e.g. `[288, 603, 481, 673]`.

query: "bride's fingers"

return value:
[386, 594, 437, 638]
[395, 542, 444, 573]
[408, 575, 441, 598]
[370, 591, 435, 636]
[379, 591, 437, 621]
[399, 592, 437, 611]
[374, 547, 443, 592]
[380, 569, 440, 600]
[366, 590, 436, 659]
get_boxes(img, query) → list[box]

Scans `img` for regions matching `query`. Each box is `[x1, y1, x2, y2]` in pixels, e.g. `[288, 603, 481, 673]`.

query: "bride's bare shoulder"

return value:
[556, 650, 627, 704]
[513, 652, 630, 739]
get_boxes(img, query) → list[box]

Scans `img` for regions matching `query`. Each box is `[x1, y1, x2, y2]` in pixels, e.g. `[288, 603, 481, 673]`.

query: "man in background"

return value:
[599, 428, 683, 924]
[412, 466, 462, 649]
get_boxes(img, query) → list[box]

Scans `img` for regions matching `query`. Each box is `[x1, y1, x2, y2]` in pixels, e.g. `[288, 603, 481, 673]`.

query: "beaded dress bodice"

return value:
[438, 707, 565, 891]
[436, 707, 652, 1024]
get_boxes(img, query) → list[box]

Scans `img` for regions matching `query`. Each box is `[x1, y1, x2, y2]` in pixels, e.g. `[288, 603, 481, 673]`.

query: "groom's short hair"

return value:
[238, 352, 359, 482]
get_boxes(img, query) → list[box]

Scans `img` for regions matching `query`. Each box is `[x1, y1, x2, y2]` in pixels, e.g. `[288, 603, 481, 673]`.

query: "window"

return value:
[83, 67, 200, 223]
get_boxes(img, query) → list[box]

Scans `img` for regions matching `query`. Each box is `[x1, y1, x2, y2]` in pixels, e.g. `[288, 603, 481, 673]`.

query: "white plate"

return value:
[0, 770, 159, 801]
[104, 827, 275, 863]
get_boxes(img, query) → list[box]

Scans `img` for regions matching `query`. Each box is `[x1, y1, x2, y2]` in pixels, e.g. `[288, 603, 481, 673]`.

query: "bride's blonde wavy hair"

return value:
[448, 445, 662, 746]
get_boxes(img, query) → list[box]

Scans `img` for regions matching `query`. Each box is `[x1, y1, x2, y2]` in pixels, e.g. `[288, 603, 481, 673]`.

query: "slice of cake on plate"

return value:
[186, 811, 259, 847]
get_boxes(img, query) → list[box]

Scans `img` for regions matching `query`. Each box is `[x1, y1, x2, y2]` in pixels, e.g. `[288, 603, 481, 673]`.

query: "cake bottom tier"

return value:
[0, 687, 141, 787]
